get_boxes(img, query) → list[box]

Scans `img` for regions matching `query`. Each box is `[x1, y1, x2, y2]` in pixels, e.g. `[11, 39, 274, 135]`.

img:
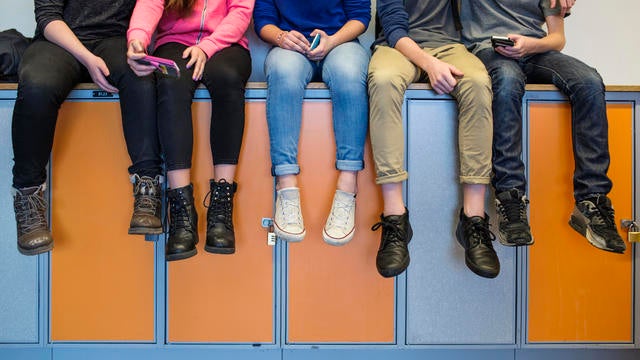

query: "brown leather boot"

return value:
[128, 174, 163, 235]
[13, 184, 53, 255]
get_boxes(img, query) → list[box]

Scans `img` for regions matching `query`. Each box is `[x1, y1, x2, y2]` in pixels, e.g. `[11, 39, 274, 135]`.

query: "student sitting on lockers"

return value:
[460, 0, 626, 253]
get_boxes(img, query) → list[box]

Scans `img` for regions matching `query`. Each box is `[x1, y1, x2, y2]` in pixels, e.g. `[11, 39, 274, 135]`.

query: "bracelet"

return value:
[276, 31, 288, 47]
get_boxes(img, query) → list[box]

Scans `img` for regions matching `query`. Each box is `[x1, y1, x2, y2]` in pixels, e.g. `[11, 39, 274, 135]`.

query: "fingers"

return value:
[282, 30, 310, 53]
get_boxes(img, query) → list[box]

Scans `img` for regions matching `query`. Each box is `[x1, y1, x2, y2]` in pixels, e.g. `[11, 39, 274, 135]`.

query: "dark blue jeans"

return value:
[475, 48, 612, 201]
[12, 37, 162, 188]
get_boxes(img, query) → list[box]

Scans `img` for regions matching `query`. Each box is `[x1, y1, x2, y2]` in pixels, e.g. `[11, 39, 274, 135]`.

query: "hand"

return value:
[127, 39, 155, 77]
[306, 30, 334, 61]
[183, 46, 207, 81]
[550, 0, 575, 17]
[278, 30, 311, 54]
[494, 34, 534, 59]
[423, 57, 464, 95]
[80, 53, 118, 93]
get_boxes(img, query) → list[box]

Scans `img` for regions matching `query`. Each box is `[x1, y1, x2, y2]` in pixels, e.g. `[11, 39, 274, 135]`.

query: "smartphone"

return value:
[309, 34, 321, 50]
[135, 55, 181, 78]
[491, 36, 515, 48]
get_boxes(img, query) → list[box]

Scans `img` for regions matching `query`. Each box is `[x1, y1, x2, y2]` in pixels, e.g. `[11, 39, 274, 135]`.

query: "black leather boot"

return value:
[455, 209, 500, 279]
[204, 179, 237, 254]
[128, 174, 163, 235]
[371, 209, 413, 278]
[166, 184, 198, 261]
[13, 184, 54, 255]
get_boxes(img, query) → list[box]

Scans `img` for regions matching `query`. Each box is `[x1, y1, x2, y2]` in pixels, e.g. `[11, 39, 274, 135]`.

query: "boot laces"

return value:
[134, 177, 160, 215]
[168, 198, 191, 235]
[14, 187, 48, 235]
[204, 180, 233, 230]
[371, 218, 407, 247]
[465, 219, 496, 248]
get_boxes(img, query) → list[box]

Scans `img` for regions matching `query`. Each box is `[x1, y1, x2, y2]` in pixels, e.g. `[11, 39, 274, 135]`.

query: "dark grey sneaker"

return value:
[569, 195, 626, 254]
[495, 189, 533, 246]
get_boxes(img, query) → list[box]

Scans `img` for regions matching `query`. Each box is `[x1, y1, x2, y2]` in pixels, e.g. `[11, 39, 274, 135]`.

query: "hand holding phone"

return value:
[491, 36, 515, 48]
[135, 55, 181, 78]
[309, 34, 321, 51]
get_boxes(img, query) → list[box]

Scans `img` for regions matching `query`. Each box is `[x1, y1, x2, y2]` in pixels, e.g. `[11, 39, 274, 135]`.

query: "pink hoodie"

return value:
[127, 0, 253, 59]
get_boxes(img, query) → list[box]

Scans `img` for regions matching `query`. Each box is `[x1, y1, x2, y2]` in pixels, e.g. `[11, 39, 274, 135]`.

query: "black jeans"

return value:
[153, 43, 251, 171]
[476, 48, 612, 201]
[12, 37, 162, 188]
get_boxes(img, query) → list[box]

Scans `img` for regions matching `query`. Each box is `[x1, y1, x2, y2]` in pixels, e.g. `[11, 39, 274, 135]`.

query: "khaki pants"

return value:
[367, 43, 492, 185]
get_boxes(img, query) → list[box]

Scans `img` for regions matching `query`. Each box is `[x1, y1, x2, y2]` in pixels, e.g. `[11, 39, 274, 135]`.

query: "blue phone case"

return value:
[310, 34, 321, 50]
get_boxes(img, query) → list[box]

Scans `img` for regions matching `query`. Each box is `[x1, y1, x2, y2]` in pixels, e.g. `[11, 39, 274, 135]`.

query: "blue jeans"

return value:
[264, 41, 370, 176]
[475, 49, 612, 201]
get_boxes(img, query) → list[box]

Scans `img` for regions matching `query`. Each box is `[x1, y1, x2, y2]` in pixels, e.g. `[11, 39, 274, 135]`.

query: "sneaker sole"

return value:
[166, 248, 197, 261]
[496, 231, 534, 247]
[274, 227, 306, 242]
[568, 216, 625, 254]
[18, 242, 53, 256]
[322, 228, 355, 246]
[128, 226, 163, 235]
[204, 245, 235, 254]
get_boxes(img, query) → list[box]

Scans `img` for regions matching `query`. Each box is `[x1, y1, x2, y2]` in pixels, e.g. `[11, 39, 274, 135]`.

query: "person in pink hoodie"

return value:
[126, 0, 253, 261]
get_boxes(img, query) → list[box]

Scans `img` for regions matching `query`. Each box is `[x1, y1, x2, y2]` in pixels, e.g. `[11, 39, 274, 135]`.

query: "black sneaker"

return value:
[455, 209, 500, 279]
[495, 189, 533, 246]
[569, 195, 626, 254]
[371, 210, 413, 278]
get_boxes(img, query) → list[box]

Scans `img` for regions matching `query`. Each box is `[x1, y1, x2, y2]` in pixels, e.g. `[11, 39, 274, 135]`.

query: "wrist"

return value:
[276, 31, 288, 47]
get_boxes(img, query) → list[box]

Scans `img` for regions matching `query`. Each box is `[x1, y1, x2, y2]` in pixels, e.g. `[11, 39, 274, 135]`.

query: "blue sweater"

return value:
[253, 0, 371, 38]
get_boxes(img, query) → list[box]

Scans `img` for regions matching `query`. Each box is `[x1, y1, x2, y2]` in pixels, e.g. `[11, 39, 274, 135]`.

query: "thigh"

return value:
[368, 45, 420, 87]
[202, 44, 251, 87]
[322, 40, 369, 84]
[18, 40, 86, 94]
[524, 51, 602, 87]
[264, 46, 314, 85]
[431, 43, 488, 82]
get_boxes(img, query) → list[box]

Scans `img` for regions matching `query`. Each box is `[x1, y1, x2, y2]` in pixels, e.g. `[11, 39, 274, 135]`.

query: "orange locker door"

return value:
[286, 101, 395, 344]
[167, 101, 274, 343]
[528, 102, 633, 342]
[51, 101, 155, 341]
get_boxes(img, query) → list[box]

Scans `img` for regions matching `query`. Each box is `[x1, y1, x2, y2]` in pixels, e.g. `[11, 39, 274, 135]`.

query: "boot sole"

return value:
[128, 227, 163, 235]
[166, 248, 197, 261]
[204, 245, 235, 255]
[18, 242, 53, 256]
[377, 256, 410, 278]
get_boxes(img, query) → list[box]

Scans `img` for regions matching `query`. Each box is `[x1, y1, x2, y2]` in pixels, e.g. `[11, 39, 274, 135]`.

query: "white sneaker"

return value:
[323, 190, 356, 246]
[274, 187, 306, 242]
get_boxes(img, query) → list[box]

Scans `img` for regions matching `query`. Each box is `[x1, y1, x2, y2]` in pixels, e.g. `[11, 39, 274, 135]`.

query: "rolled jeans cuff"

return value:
[459, 175, 491, 185]
[336, 159, 364, 172]
[272, 164, 300, 177]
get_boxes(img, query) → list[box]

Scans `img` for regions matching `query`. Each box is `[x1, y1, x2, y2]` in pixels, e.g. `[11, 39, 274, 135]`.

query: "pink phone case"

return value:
[136, 55, 181, 78]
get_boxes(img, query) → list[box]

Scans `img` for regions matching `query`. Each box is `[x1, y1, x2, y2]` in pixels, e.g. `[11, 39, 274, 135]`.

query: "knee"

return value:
[368, 68, 404, 97]
[207, 63, 248, 89]
[490, 68, 525, 99]
[17, 69, 64, 103]
[458, 71, 492, 98]
[575, 70, 605, 96]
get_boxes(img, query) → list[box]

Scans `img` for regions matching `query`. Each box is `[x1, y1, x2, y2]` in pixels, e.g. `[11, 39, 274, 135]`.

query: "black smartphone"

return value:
[491, 36, 515, 48]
